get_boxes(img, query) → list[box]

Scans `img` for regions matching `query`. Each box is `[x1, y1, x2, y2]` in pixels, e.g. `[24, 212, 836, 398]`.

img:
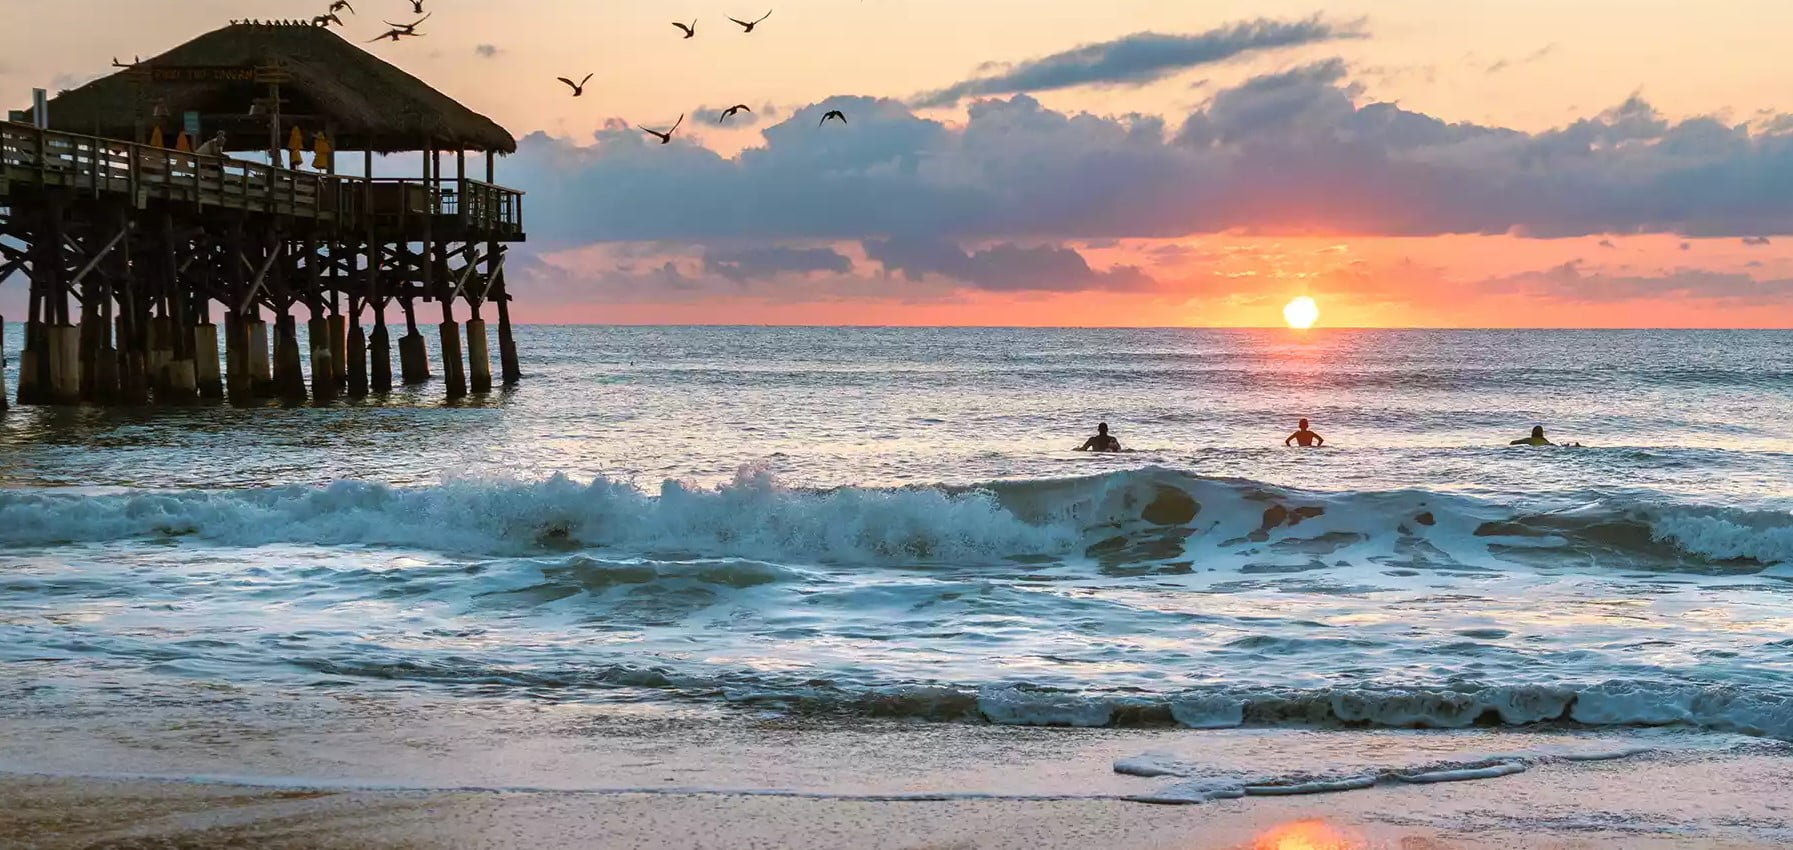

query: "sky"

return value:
[3, 0, 1793, 327]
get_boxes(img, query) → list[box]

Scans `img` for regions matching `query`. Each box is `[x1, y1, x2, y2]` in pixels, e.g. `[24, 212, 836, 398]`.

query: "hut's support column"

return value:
[495, 278, 520, 386]
[160, 215, 197, 404]
[46, 323, 80, 404]
[439, 293, 466, 400]
[272, 312, 307, 402]
[18, 259, 45, 404]
[0, 317, 6, 411]
[466, 317, 491, 394]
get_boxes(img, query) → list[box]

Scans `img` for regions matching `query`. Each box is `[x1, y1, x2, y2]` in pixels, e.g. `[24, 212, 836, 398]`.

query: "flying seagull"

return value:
[819, 110, 847, 126]
[328, 0, 354, 13]
[728, 10, 772, 32]
[639, 114, 685, 145]
[672, 20, 697, 38]
[410, 0, 425, 13]
[369, 14, 429, 41]
[718, 104, 752, 123]
[558, 73, 594, 96]
[312, 12, 344, 27]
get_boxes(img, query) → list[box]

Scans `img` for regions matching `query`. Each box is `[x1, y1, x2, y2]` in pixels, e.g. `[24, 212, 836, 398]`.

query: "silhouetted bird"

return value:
[639, 114, 685, 145]
[673, 20, 697, 38]
[329, 0, 354, 13]
[819, 110, 847, 126]
[410, 0, 425, 13]
[558, 73, 594, 96]
[312, 12, 344, 27]
[729, 10, 772, 32]
[718, 104, 752, 123]
[369, 12, 429, 41]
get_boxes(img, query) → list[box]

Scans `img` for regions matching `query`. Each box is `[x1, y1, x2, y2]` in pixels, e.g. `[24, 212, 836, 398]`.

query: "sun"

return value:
[1283, 296, 1320, 329]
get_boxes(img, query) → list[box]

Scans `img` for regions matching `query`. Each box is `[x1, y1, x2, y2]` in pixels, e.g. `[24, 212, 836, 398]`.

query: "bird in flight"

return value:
[729, 10, 772, 33]
[312, 12, 343, 26]
[639, 114, 685, 145]
[717, 104, 753, 123]
[369, 13, 429, 41]
[673, 20, 697, 38]
[819, 110, 847, 126]
[410, 0, 425, 13]
[328, 0, 354, 13]
[558, 73, 594, 96]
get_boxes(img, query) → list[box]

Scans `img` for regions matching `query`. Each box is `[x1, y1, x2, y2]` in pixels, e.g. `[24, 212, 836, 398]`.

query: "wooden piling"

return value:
[0, 318, 7, 412]
[439, 319, 465, 400]
[496, 286, 520, 385]
[347, 322, 368, 398]
[327, 313, 348, 389]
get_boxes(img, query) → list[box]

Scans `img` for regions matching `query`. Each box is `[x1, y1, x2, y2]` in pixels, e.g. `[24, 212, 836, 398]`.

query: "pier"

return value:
[0, 21, 526, 408]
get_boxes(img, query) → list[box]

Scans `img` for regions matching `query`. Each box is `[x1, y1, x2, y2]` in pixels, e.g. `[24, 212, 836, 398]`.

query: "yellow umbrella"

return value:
[149, 125, 165, 148]
[286, 125, 304, 168]
[174, 131, 192, 152]
[310, 130, 333, 171]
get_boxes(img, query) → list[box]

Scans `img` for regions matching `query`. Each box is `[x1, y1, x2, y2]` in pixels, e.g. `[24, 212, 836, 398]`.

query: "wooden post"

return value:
[0, 317, 7, 411]
[273, 311, 306, 401]
[465, 318, 491, 393]
[495, 267, 520, 385]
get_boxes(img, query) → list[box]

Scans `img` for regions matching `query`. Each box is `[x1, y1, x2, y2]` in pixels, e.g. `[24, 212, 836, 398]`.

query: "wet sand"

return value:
[3, 765, 1788, 850]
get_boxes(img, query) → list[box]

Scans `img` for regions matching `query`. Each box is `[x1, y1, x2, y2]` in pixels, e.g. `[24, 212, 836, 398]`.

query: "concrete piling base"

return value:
[308, 317, 337, 403]
[161, 357, 199, 404]
[248, 321, 273, 397]
[466, 319, 491, 394]
[17, 321, 45, 405]
[398, 332, 430, 385]
[0, 318, 7, 412]
[194, 323, 223, 399]
[439, 321, 466, 400]
[497, 301, 520, 385]
[47, 323, 81, 404]
[146, 317, 174, 396]
[346, 325, 368, 398]
[327, 315, 348, 389]
[370, 325, 393, 393]
[273, 316, 307, 402]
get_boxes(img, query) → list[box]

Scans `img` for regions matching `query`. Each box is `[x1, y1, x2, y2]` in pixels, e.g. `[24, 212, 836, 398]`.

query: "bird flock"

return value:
[235, 3, 847, 144]
[554, 8, 849, 145]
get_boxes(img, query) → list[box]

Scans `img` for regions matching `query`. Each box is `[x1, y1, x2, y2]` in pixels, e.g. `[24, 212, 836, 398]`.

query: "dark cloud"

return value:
[912, 16, 1361, 107]
[864, 237, 1157, 292]
[504, 67, 1793, 245]
[704, 245, 853, 281]
[1488, 261, 1793, 305]
[475, 44, 501, 58]
[1743, 236, 1772, 245]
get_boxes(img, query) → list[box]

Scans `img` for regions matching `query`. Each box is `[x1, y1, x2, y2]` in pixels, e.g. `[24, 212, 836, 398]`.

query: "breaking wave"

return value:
[2, 467, 1791, 571]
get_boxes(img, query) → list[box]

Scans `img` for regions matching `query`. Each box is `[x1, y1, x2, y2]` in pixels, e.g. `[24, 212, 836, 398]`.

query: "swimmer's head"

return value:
[1532, 425, 1546, 439]
[1298, 418, 1309, 429]
[1097, 422, 1109, 434]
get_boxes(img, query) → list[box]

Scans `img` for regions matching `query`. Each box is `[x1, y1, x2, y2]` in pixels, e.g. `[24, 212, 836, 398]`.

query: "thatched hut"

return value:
[33, 21, 514, 155]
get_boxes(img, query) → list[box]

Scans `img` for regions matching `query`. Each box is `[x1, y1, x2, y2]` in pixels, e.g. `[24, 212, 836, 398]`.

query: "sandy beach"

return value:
[4, 681, 1792, 850]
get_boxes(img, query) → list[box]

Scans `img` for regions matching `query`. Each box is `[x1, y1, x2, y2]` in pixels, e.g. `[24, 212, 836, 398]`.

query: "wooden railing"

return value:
[0, 121, 331, 219]
[0, 122, 526, 238]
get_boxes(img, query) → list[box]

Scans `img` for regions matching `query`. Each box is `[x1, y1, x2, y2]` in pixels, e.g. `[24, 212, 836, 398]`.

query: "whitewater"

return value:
[4, 326, 1793, 795]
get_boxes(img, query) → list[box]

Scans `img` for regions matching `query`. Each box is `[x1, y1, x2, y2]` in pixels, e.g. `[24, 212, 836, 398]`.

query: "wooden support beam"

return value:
[237, 243, 283, 313]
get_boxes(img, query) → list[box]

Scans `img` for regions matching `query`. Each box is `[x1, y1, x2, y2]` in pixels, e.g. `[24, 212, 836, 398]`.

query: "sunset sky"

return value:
[3, 0, 1792, 327]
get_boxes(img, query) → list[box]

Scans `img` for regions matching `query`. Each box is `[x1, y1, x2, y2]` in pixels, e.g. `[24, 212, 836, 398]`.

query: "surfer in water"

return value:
[1075, 422, 1123, 453]
[1511, 425, 1553, 446]
[1285, 418, 1325, 447]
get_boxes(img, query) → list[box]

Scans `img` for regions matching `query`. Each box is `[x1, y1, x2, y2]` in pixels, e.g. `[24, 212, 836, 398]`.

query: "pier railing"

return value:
[0, 122, 524, 238]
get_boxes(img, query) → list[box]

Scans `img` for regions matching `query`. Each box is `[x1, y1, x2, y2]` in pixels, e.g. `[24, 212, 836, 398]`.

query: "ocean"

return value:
[4, 326, 1793, 803]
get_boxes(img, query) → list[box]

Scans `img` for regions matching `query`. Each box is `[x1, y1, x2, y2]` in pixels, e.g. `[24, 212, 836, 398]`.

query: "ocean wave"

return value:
[1, 467, 1790, 571]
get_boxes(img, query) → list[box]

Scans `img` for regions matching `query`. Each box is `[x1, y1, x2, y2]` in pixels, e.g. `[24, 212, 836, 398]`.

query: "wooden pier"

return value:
[0, 21, 526, 408]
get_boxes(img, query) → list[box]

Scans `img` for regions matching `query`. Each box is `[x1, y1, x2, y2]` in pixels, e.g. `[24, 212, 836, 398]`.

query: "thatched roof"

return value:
[34, 22, 515, 153]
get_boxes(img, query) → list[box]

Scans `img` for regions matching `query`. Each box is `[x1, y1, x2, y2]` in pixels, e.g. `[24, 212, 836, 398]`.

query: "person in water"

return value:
[1511, 425, 1554, 446]
[1285, 418, 1325, 447]
[1076, 422, 1123, 453]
